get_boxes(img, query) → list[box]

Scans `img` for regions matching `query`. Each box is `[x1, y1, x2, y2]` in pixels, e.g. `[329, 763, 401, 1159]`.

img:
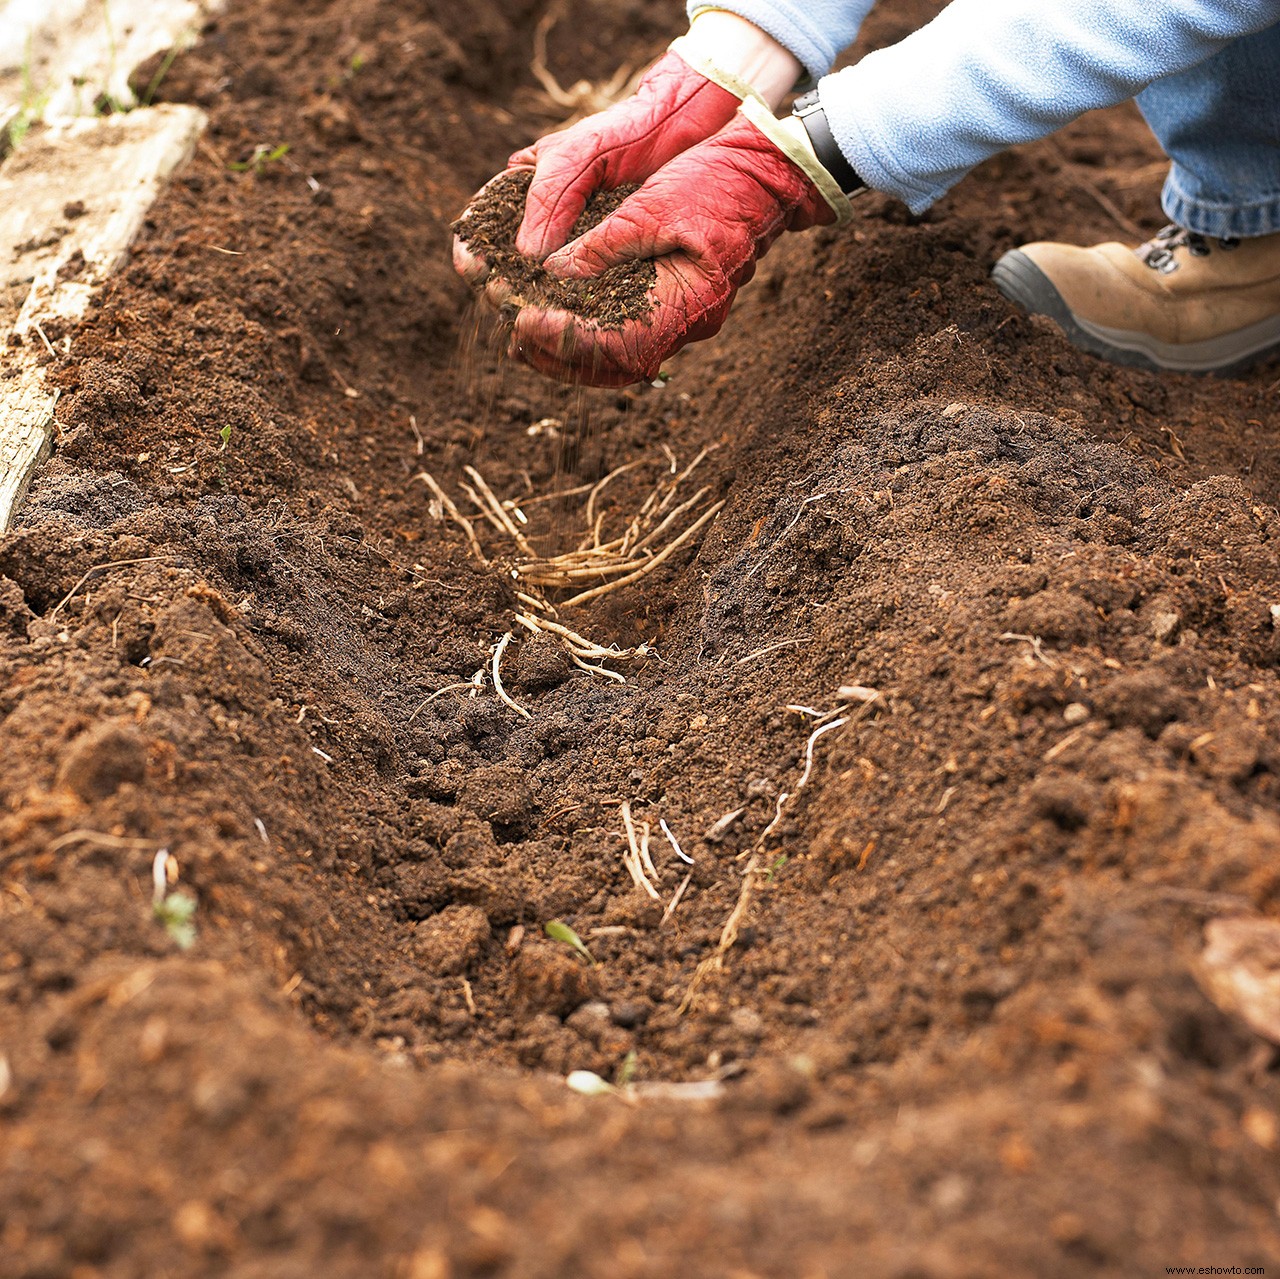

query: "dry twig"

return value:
[50, 556, 174, 622]
[680, 713, 851, 1013]
[660, 818, 693, 866]
[418, 450, 722, 695]
[620, 801, 660, 900]
[998, 631, 1058, 669]
[661, 872, 693, 926]
[530, 0, 640, 120]
[417, 472, 487, 565]
[491, 631, 531, 720]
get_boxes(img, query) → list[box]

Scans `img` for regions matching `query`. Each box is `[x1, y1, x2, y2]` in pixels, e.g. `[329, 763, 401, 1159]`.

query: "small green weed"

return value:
[2, 36, 50, 156]
[544, 920, 595, 965]
[764, 853, 788, 882]
[153, 890, 197, 950]
[138, 44, 183, 108]
[229, 143, 291, 175]
[151, 850, 197, 949]
[217, 424, 233, 452]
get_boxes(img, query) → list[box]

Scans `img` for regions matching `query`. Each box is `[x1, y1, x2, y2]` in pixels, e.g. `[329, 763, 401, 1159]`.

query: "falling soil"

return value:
[2, 0, 1280, 1276]
[454, 168, 656, 323]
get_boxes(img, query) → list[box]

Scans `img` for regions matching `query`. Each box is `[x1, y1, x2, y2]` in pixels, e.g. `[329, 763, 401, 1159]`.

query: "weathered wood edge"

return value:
[0, 104, 206, 532]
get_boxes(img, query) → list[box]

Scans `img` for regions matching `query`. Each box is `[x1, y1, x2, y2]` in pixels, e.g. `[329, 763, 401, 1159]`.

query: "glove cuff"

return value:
[739, 96, 853, 225]
[668, 35, 769, 108]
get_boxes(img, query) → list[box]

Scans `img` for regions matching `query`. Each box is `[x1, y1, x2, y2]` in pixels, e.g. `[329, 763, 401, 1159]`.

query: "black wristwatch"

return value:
[792, 90, 866, 196]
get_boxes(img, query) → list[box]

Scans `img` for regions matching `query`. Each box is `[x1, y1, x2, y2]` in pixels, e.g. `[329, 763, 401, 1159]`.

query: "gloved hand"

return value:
[511, 47, 748, 262]
[507, 102, 852, 387]
[454, 12, 802, 288]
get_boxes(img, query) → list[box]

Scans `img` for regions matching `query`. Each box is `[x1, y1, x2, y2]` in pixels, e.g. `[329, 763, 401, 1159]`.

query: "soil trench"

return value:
[1, 1, 1279, 1276]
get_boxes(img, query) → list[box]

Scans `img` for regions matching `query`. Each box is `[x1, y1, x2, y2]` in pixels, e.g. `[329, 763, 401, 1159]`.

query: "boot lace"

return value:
[1140, 224, 1241, 274]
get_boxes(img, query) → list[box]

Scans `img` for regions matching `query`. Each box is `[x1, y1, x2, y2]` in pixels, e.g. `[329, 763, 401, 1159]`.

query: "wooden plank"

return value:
[0, 104, 206, 530]
[0, 378, 52, 528]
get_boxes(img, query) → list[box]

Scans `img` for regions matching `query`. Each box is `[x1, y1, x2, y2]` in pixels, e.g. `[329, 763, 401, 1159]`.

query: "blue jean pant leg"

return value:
[1136, 21, 1280, 239]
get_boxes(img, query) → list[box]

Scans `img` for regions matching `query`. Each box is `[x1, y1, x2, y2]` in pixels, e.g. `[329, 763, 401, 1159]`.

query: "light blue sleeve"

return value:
[687, 1, 877, 79]
[818, 0, 1280, 213]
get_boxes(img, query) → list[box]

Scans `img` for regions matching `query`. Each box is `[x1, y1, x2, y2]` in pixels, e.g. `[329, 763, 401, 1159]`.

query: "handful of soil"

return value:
[453, 169, 656, 327]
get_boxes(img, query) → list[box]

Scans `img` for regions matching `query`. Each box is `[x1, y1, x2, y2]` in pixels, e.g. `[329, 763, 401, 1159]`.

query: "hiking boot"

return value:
[992, 225, 1280, 373]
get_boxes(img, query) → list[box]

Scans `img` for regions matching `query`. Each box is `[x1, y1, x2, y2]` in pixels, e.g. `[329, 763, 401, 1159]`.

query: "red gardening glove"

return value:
[507, 113, 841, 387]
[454, 48, 743, 290]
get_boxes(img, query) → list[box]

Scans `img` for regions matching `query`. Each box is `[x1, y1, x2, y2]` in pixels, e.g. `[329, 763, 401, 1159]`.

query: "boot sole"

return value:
[991, 248, 1280, 375]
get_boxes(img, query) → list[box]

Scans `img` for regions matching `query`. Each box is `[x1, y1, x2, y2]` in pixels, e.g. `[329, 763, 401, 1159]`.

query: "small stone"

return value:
[1151, 610, 1181, 643]
[1196, 916, 1280, 1045]
[610, 1000, 649, 1029]
[1243, 1106, 1278, 1150]
[174, 1200, 230, 1252]
[1271, 603, 1280, 630]
[1063, 702, 1091, 725]
[729, 1007, 765, 1039]
[940, 402, 967, 419]
[930, 1173, 970, 1214]
[728, 1059, 811, 1115]
[566, 1000, 612, 1042]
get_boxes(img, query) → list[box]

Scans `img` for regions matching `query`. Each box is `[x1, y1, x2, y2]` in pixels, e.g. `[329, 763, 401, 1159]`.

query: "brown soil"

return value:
[454, 169, 656, 323]
[2, 1, 1280, 1276]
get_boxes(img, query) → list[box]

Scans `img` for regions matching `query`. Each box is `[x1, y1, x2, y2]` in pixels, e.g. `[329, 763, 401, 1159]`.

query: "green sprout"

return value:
[616, 1049, 638, 1088]
[138, 44, 183, 108]
[764, 853, 788, 882]
[2, 35, 51, 156]
[217, 424, 233, 452]
[151, 850, 197, 949]
[90, 0, 131, 116]
[545, 920, 595, 966]
[228, 143, 291, 175]
[153, 890, 197, 950]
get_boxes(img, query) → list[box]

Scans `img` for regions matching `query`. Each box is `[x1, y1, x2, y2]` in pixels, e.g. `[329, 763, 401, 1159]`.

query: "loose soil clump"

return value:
[454, 167, 656, 323]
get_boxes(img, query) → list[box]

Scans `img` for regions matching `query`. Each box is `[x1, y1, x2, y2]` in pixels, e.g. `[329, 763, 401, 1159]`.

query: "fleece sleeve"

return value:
[817, 0, 1280, 213]
[687, 0, 877, 80]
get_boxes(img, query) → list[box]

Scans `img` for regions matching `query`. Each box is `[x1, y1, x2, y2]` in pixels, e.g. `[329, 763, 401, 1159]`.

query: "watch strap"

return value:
[740, 96, 853, 225]
[793, 89, 865, 197]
